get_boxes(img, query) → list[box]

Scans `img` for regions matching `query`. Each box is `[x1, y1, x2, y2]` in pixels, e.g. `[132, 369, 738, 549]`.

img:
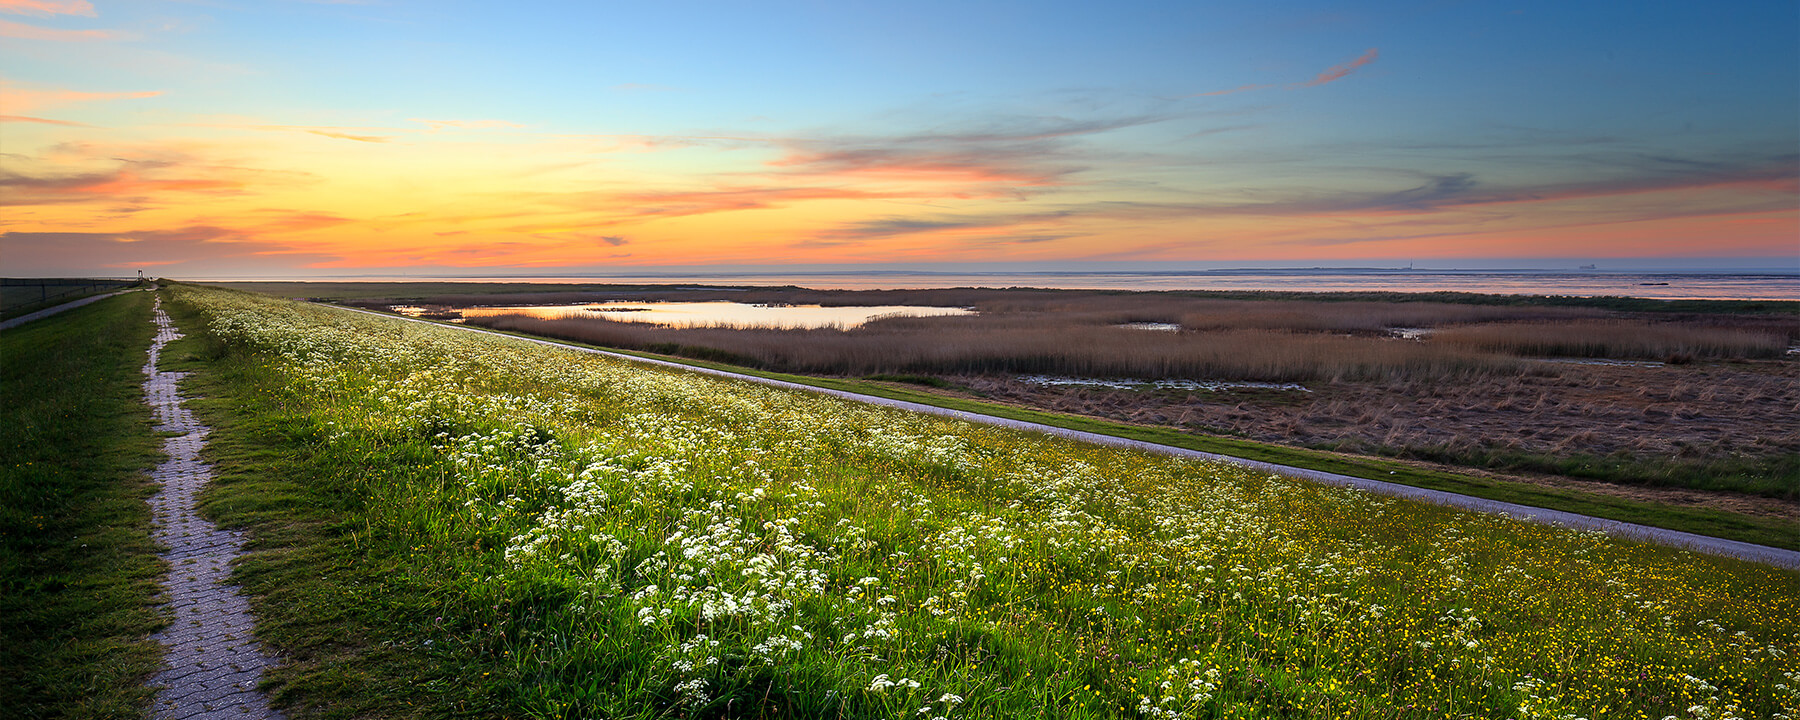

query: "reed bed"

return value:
[168, 284, 1800, 720]
[1433, 320, 1789, 361]
[437, 288, 1797, 382]
[469, 315, 1518, 383]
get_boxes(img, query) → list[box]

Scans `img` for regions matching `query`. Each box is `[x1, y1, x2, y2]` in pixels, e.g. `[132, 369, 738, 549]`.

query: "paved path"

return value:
[143, 297, 285, 720]
[0, 288, 136, 331]
[338, 305, 1800, 570]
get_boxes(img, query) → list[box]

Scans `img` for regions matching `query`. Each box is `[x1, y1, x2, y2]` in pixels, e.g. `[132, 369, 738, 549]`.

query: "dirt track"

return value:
[143, 297, 284, 720]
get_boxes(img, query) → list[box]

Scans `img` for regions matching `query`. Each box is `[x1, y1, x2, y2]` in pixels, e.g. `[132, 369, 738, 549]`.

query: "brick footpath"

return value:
[142, 298, 285, 720]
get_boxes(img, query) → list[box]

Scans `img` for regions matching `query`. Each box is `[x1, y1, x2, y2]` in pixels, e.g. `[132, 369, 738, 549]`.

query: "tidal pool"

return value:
[449, 301, 973, 329]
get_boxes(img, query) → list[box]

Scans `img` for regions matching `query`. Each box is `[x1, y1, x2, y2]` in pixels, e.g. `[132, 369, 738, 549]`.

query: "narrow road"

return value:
[337, 305, 1800, 571]
[143, 297, 285, 720]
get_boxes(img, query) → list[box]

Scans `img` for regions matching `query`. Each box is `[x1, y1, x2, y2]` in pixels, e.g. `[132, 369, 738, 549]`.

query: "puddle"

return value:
[1117, 322, 1181, 332]
[1019, 375, 1310, 392]
[1389, 327, 1433, 340]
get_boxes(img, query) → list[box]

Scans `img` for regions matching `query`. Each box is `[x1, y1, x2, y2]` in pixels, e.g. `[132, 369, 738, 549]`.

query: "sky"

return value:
[2, 0, 1796, 278]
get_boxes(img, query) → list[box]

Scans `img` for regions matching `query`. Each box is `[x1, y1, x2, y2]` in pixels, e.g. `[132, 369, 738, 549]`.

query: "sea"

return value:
[316, 269, 1800, 301]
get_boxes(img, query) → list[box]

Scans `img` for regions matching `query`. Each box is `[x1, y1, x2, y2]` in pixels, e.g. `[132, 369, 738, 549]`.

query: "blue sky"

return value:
[2, 0, 1794, 276]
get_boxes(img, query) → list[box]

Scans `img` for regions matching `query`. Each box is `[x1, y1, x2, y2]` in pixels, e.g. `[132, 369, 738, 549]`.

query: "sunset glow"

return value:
[2, 1, 1795, 277]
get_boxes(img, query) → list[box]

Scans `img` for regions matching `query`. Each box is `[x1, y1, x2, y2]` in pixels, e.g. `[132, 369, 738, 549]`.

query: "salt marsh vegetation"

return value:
[173, 284, 1798, 719]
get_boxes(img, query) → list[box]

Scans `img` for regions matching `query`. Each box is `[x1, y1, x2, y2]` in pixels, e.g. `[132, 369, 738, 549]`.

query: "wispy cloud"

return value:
[1183, 48, 1381, 99]
[0, 0, 95, 18]
[803, 209, 1078, 247]
[306, 129, 389, 143]
[247, 210, 354, 233]
[0, 114, 88, 126]
[0, 148, 286, 208]
[770, 116, 1160, 191]
[0, 80, 159, 113]
[812, 217, 987, 241]
[1300, 48, 1379, 87]
[0, 166, 249, 205]
[0, 17, 117, 40]
[1050, 155, 1797, 225]
[613, 186, 895, 219]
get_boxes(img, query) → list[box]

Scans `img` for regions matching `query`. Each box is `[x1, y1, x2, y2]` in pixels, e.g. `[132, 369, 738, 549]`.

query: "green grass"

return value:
[160, 291, 508, 719]
[0, 291, 165, 719]
[1, 280, 142, 320]
[406, 315, 1800, 552]
[157, 283, 1800, 720]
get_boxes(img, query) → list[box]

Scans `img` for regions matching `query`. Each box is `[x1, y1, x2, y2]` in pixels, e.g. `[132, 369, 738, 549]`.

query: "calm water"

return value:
[350, 270, 1800, 301]
[449, 301, 973, 329]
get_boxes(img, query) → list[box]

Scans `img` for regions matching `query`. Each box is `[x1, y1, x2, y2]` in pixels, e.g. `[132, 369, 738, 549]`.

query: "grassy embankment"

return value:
[211, 279, 1800, 497]
[434, 321, 1800, 551]
[437, 291, 1797, 501]
[356, 289, 1799, 547]
[0, 291, 165, 719]
[164, 283, 1799, 719]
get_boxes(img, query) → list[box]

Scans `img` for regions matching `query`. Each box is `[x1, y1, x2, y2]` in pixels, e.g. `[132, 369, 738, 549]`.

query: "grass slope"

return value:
[158, 284, 1800, 720]
[0, 291, 164, 719]
[410, 317, 1800, 552]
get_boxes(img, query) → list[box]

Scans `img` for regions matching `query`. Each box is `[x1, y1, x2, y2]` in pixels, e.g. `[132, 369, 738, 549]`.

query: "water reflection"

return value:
[448, 301, 973, 329]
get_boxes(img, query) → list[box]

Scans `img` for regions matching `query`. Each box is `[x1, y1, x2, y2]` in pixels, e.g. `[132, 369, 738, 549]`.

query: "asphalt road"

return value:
[338, 304, 1800, 571]
[0, 288, 139, 331]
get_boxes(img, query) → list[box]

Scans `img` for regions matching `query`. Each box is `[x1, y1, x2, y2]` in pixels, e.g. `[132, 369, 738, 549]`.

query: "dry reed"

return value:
[1433, 320, 1788, 360]
[468, 315, 1516, 382]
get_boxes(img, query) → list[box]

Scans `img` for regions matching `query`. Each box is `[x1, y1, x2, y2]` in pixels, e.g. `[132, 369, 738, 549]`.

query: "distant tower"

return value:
[138, 269, 146, 281]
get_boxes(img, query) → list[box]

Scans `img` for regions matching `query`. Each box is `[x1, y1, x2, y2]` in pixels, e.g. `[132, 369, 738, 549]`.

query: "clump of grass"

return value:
[0, 291, 165, 719]
[165, 283, 1800, 720]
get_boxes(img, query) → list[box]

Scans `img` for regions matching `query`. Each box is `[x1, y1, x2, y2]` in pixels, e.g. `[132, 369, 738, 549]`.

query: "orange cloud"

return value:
[0, 80, 159, 113]
[0, 17, 115, 40]
[0, 114, 87, 126]
[1, 161, 255, 208]
[1301, 48, 1379, 87]
[614, 186, 898, 219]
[246, 210, 354, 233]
[0, 0, 95, 17]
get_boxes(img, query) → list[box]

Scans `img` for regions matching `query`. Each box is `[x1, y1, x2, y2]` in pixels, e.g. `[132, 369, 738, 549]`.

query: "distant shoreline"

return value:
[186, 269, 1800, 301]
